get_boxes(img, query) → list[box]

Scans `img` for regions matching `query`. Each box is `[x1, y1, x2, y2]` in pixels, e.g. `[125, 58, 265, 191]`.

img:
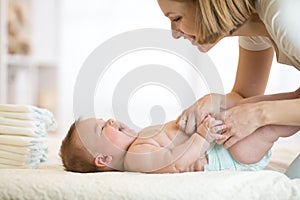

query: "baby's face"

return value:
[75, 118, 137, 156]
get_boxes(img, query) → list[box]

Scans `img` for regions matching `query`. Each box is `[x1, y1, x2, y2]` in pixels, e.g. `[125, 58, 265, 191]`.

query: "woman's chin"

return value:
[197, 46, 209, 53]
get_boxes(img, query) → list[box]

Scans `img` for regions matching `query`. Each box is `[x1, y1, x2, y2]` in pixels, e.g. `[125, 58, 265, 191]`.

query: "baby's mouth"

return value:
[118, 126, 124, 132]
[108, 120, 124, 133]
[112, 121, 122, 132]
[115, 121, 137, 137]
[121, 127, 136, 137]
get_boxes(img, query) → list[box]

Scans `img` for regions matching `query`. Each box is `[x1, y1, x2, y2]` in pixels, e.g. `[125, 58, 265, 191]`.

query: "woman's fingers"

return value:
[210, 133, 227, 140]
[177, 113, 206, 134]
[210, 119, 223, 127]
[176, 115, 187, 130]
[216, 137, 228, 145]
[185, 114, 197, 134]
[223, 137, 238, 149]
[215, 129, 238, 149]
[210, 124, 227, 134]
[196, 116, 227, 143]
[203, 132, 227, 143]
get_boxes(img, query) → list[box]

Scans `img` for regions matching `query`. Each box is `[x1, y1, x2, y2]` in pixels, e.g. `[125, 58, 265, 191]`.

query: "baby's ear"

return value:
[94, 154, 113, 167]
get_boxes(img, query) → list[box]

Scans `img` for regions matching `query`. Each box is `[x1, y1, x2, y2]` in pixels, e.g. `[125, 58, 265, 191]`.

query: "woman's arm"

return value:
[212, 46, 277, 147]
[237, 89, 300, 104]
[244, 87, 300, 126]
[262, 98, 300, 126]
[222, 46, 274, 109]
[231, 46, 274, 98]
[217, 88, 300, 148]
[177, 47, 274, 134]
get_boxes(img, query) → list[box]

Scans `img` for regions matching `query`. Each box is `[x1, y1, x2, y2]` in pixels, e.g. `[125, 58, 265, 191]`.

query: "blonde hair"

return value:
[196, 0, 256, 44]
[172, 0, 256, 44]
[60, 120, 99, 173]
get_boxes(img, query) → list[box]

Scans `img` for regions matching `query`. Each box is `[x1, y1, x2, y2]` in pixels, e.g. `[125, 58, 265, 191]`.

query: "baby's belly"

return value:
[182, 156, 208, 172]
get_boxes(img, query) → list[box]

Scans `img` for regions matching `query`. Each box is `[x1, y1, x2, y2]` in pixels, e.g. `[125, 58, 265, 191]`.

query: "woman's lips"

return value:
[182, 34, 214, 52]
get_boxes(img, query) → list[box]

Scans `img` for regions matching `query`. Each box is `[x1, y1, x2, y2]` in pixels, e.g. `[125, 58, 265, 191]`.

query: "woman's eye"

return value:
[173, 16, 182, 22]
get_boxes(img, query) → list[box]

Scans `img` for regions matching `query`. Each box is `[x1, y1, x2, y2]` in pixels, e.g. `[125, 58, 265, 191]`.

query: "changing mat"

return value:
[0, 133, 299, 200]
[0, 169, 299, 200]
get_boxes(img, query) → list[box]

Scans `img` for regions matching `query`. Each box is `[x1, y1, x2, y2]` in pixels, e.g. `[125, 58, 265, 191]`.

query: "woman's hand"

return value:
[176, 93, 225, 134]
[215, 102, 264, 148]
[196, 115, 227, 143]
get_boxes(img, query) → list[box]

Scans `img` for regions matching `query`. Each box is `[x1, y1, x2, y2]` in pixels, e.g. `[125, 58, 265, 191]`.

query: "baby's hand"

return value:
[196, 115, 227, 143]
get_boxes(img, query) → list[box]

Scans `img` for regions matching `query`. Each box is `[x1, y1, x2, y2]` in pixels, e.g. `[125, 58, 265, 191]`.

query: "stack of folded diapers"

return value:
[0, 104, 57, 169]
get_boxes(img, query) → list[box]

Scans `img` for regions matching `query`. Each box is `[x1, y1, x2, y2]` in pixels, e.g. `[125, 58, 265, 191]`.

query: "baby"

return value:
[60, 115, 275, 173]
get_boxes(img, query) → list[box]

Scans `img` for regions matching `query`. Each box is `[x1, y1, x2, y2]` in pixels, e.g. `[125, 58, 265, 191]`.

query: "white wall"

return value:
[57, 0, 300, 135]
[208, 37, 300, 94]
[31, 0, 59, 64]
[58, 0, 171, 133]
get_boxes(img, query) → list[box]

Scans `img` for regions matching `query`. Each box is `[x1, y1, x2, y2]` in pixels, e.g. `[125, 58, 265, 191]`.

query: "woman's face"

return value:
[157, 0, 217, 52]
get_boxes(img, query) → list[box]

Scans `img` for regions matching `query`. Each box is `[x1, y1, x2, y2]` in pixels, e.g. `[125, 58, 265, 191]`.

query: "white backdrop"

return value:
[57, 0, 300, 134]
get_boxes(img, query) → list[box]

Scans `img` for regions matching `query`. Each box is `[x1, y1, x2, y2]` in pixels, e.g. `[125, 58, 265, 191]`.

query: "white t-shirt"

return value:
[239, 0, 300, 70]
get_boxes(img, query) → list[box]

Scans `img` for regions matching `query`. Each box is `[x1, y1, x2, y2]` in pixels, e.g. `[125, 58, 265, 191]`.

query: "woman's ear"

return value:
[94, 154, 113, 167]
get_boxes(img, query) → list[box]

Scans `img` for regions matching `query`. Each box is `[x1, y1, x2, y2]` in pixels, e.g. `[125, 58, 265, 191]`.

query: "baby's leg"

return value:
[229, 90, 300, 164]
[229, 125, 300, 164]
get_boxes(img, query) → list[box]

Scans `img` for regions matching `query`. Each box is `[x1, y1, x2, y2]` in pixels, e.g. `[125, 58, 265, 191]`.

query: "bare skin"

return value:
[157, 0, 300, 149]
[74, 98, 296, 173]
[75, 116, 225, 173]
[125, 117, 297, 173]
[227, 92, 300, 163]
[124, 120, 212, 173]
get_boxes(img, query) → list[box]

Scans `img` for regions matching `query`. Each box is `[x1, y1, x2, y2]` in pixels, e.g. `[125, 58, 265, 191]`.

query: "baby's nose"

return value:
[106, 119, 115, 126]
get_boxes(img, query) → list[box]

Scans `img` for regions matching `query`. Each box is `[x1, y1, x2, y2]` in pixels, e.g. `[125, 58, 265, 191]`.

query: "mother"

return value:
[157, 0, 300, 177]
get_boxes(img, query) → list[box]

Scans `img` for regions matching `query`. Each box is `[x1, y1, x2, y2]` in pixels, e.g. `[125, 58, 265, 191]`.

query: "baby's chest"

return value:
[153, 130, 189, 148]
[138, 125, 188, 147]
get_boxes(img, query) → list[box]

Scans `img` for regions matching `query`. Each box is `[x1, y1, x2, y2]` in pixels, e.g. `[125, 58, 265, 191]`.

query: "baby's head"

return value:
[60, 118, 137, 173]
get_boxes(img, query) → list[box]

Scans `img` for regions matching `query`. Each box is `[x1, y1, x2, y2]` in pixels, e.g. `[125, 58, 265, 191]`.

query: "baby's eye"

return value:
[96, 125, 104, 135]
[100, 126, 105, 134]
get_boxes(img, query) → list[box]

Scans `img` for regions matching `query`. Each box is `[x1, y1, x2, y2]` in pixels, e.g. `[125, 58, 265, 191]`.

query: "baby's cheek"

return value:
[103, 128, 119, 142]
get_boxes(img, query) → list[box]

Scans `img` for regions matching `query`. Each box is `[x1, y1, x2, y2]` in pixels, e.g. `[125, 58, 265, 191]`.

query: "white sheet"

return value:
[0, 133, 299, 200]
[0, 168, 299, 200]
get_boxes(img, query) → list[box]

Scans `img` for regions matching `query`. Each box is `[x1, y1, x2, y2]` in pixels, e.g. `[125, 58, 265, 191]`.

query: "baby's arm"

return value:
[196, 115, 227, 143]
[124, 134, 210, 173]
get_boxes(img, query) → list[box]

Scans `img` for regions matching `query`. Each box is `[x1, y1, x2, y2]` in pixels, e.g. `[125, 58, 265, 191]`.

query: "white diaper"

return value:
[205, 144, 271, 171]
